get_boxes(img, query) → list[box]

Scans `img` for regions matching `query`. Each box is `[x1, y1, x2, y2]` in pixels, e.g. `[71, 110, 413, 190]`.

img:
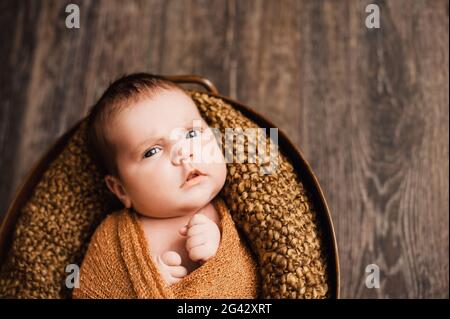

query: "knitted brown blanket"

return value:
[72, 197, 260, 298]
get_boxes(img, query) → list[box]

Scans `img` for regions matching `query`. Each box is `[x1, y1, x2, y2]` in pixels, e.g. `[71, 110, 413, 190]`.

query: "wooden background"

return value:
[0, 0, 448, 298]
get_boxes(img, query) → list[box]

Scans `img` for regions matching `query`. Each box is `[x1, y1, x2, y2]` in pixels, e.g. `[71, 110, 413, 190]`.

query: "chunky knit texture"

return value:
[72, 196, 259, 298]
[0, 91, 330, 298]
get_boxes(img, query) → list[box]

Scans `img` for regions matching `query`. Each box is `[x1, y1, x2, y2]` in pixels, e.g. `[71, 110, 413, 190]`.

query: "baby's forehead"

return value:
[107, 92, 207, 142]
[118, 90, 201, 119]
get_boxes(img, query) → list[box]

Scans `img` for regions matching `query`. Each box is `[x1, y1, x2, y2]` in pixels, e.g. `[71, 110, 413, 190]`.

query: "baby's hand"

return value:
[154, 251, 188, 285]
[179, 214, 221, 263]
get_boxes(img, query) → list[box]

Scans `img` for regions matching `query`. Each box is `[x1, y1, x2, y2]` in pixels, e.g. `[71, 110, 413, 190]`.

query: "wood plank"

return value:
[0, 0, 447, 298]
[0, 0, 43, 222]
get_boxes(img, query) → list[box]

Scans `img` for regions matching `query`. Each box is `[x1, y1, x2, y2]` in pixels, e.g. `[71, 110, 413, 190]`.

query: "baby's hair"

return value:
[86, 73, 182, 177]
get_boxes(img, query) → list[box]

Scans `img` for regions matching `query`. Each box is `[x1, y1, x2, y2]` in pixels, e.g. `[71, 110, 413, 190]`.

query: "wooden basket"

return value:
[0, 75, 340, 298]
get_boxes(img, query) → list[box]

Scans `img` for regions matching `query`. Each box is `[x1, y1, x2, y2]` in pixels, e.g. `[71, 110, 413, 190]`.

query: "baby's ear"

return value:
[104, 175, 131, 208]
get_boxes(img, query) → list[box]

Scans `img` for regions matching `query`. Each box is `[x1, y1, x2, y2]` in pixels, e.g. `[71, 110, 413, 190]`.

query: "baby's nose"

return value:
[171, 140, 193, 165]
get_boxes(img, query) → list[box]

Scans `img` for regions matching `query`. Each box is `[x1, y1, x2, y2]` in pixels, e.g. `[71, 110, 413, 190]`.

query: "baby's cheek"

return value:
[198, 129, 224, 163]
[210, 161, 227, 191]
[205, 136, 226, 176]
[131, 170, 168, 199]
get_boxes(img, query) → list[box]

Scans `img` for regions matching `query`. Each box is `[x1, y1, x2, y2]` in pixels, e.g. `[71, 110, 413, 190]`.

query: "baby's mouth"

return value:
[181, 169, 206, 187]
[187, 172, 199, 181]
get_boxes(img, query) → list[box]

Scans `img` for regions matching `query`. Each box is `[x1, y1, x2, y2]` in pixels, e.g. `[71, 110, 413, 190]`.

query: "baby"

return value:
[85, 74, 227, 286]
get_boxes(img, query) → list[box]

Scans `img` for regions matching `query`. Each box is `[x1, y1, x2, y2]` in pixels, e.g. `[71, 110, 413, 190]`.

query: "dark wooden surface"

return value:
[0, 0, 448, 298]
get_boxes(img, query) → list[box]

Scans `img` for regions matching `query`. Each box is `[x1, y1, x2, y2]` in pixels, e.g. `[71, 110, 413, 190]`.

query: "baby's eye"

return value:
[143, 147, 161, 158]
[186, 128, 201, 139]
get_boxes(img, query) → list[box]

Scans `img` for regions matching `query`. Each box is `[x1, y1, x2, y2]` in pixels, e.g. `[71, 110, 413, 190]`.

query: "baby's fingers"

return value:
[187, 213, 210, 227]
[188, 245, 211, 262]
[169, 265, 188, 278]
[186, 224, 207, 237]
[186, 234, 206, 251]
[179, 226, 188, 236]
[160, 251, 182, 266]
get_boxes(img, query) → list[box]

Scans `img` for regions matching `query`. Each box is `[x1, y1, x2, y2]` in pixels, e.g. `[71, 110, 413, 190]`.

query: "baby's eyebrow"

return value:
[184, 118, 204, 127]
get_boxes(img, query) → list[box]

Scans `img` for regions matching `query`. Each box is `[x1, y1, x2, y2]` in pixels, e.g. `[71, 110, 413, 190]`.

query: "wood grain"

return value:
[0, 0, 447, 298]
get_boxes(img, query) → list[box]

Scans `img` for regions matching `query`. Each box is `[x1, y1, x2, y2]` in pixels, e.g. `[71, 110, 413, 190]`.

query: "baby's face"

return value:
[106, 89, 227, 218]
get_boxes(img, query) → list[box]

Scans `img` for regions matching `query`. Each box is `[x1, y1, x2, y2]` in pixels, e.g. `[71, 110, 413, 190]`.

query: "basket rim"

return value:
[0, 83, 340, 299]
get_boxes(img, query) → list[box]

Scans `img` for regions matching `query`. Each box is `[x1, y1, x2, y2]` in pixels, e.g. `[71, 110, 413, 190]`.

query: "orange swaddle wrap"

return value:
[72, 197, 260, 298]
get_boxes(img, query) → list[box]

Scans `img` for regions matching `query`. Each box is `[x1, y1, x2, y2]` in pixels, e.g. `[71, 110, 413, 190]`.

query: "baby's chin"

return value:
[134, 187, 219, 219]
[176, 186, 218, 212]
